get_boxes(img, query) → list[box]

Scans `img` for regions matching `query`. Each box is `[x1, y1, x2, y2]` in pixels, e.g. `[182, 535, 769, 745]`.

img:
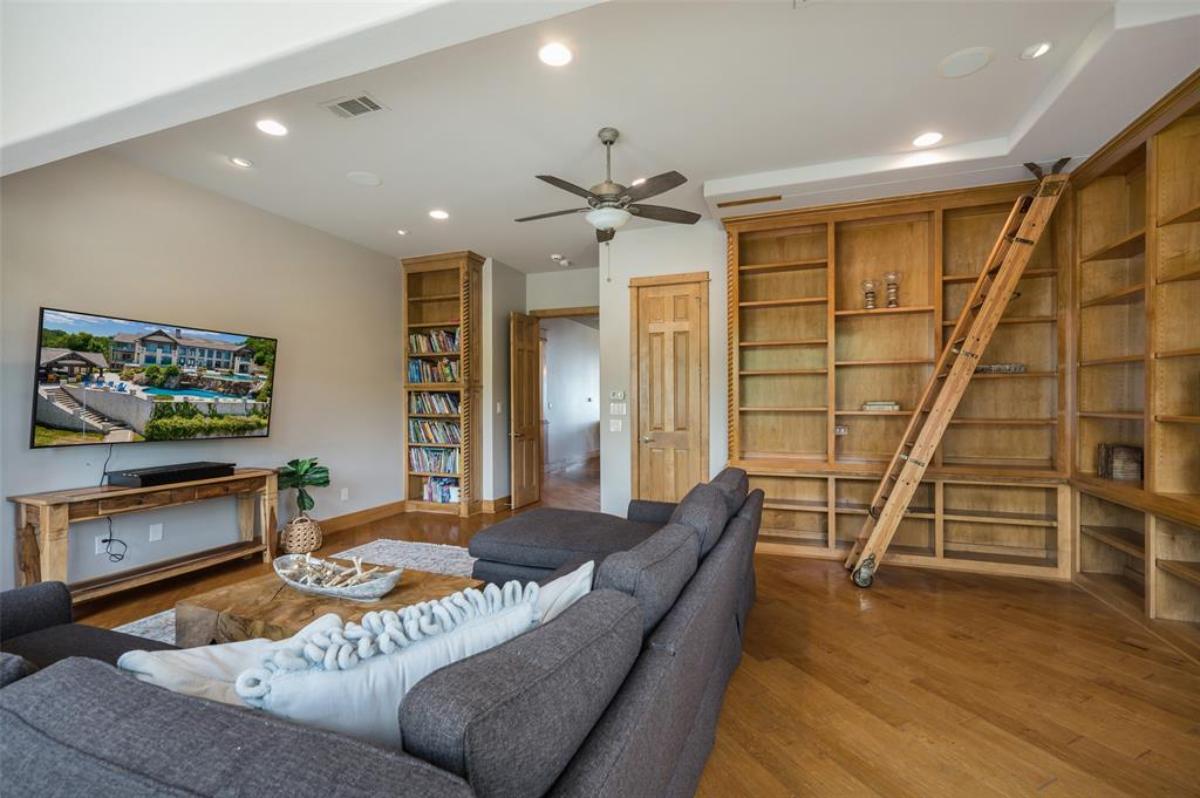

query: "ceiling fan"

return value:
[515, 127, 701, 243]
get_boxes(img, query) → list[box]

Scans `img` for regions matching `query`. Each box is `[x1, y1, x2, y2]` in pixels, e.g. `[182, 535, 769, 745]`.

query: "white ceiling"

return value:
[105, 1, 1197, 273]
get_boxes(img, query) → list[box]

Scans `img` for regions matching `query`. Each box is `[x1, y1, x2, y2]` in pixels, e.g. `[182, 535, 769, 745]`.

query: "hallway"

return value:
[540, 455, 600, 511]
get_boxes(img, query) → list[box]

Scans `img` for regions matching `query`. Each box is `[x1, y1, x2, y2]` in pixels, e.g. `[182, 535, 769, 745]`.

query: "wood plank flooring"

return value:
[76, 472, 1200, 795]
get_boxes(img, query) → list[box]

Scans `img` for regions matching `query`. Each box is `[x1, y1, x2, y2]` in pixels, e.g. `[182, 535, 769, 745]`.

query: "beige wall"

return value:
[0, 152, 405, 589]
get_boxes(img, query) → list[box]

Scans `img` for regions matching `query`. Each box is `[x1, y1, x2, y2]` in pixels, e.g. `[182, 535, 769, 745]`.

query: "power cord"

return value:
[98, 444, 127, 563]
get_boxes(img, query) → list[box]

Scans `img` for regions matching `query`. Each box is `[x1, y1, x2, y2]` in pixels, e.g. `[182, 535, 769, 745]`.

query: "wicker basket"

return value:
[279, 514, 323, 554]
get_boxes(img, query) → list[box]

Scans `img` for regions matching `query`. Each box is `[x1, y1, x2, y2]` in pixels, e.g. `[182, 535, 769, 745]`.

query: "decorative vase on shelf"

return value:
[861, 279, 878, 310]
[277, 457, 331, 555]
[884, 271, 901, 308]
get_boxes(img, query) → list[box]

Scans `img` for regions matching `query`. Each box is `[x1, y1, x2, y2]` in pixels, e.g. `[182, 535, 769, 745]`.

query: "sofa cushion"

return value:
[0, 657, 474, 797]
[709, 467, 749, 516]
[595, 524, 700, 633]
[2, 622, 177, 669]
[0, 652, 35, 687]
[400, 590, 642, 798]
[668, 484, 729, 555]
[468, 508, 659, 569]
[0, 581, 72, 642]
[473, 559, 556, 585]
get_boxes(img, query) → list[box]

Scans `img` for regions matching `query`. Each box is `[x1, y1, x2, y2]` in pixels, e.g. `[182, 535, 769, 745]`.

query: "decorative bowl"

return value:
[273, 554, 403, 602]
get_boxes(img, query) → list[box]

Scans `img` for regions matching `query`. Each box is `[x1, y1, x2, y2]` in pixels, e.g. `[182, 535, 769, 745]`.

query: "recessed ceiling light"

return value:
[558, 258, 571, 268]
[937, 46, 993, 79]
[396, 229, 408, 236]
[255, 119, 288, 136]
[912, 131, 943, 148]
[630, 177, 646, 186]
[538, 42, 572, 67]
[228, 156, 254, 169]
[429, 209, 449, 220]
[550, 253, 562, 260]
[1021, 41, 1052, 60]
[346, 170, 382, 187]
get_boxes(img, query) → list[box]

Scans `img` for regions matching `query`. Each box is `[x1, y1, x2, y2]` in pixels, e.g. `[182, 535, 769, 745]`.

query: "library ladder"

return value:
[844, 170, 1069, 587]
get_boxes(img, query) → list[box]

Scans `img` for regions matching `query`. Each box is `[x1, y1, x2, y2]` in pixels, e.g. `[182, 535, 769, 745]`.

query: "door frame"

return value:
[628, 271, 710, 500]
[509, 311, 542, 510]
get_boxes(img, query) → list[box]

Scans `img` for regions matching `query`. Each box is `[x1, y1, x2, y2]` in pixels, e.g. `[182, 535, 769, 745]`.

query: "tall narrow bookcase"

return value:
[401, 251, 483, 516]
[725, 182, 1072, 580]
[1071, 86, 1200, 660]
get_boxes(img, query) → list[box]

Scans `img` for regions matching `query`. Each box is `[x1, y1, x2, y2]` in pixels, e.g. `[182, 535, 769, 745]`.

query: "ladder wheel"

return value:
[852, 567, 874, 588]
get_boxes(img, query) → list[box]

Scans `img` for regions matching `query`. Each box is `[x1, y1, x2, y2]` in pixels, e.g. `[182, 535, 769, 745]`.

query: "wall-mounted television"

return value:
[31, 308, 277, 449]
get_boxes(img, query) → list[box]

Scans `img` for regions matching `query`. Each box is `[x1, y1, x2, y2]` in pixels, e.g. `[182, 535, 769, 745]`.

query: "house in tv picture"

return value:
[109, 328, 255, 373]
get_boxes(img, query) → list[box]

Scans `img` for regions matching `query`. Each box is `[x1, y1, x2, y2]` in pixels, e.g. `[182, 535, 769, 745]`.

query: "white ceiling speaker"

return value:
[937, 47, 994, 79]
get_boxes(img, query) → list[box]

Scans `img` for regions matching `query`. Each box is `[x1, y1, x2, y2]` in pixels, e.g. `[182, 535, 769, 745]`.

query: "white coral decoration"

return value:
[235, 581, 538, 702]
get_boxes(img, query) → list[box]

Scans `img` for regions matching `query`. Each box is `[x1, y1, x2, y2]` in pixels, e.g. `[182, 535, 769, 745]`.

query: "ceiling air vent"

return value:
[321, 94, 385, 119]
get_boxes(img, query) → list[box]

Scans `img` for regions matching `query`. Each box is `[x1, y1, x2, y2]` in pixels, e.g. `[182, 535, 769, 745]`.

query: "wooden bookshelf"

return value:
[725, 182, 1071, 578]
[401, 251, 483, 516]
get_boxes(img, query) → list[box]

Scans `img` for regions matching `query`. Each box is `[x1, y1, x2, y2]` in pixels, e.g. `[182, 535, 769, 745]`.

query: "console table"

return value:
[8, 468, 277, 603]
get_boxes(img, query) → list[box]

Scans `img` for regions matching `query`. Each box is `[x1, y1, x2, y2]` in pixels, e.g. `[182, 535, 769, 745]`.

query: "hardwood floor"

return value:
[75, 492, 1200, 796]
[541, 455, 600, 511]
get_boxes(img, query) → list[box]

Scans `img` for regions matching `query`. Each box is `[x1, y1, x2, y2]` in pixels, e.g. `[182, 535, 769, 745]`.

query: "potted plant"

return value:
[277, 457, 331, 554]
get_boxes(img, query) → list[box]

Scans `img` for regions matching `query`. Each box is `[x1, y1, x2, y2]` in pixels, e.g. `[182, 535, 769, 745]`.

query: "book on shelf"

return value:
[407, 358, 460, 383]
[409, 447, 459, 474]
[421, 476, 460, 504]
[408, 391, 461, 415]
[408, 418, 462, 445]
[408, 329, 459, 354]
[862, 401, 901, 411]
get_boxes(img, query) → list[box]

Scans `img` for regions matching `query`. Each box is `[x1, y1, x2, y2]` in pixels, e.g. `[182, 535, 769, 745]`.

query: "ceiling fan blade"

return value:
[536, 175, 596, 200]
[628, 204, 701, 225]
[624, 171, 687, 202]
[596, 228, 615, 244]
[514, 208, 589, 223]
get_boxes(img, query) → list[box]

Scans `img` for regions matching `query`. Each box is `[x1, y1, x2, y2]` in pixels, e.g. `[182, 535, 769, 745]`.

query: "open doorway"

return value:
[510, 307, 600, 512]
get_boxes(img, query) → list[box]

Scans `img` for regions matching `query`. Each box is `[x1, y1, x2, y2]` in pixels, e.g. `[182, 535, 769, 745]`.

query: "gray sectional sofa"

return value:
[0, 468, 761, 798]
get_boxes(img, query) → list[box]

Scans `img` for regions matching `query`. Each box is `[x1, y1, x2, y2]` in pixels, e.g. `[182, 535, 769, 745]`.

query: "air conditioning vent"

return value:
[321, 94, 385, 119]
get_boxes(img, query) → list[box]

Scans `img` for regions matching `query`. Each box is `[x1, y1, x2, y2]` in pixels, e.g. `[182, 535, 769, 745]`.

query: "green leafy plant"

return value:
[277, 458, 331, 516]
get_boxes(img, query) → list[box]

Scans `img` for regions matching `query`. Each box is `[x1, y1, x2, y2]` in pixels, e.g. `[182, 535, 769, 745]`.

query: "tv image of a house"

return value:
[33, 310, 275, 448]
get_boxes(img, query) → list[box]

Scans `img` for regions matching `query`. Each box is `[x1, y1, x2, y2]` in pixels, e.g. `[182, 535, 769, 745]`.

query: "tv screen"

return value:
[31, 308, 276, 448]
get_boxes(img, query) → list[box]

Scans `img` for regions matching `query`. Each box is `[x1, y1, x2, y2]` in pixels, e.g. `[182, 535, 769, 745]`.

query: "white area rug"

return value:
[113, 540, 477, 646]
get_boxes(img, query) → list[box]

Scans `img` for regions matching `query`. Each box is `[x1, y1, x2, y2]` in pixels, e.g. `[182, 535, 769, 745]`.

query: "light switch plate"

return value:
[149, 523, 163, 542]
[609, 419, 623, 432]
[609, 402, 627, 416]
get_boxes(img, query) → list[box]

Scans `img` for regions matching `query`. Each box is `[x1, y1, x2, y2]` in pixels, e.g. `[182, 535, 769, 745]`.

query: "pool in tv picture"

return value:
[31, 308, 277, 448]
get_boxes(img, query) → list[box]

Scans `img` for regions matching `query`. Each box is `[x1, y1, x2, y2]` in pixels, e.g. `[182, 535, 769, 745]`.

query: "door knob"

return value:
[640, 435, 654, 443]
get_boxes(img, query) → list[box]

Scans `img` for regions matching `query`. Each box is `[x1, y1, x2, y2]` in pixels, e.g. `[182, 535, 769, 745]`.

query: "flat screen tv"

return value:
[31, 308, 277, 448]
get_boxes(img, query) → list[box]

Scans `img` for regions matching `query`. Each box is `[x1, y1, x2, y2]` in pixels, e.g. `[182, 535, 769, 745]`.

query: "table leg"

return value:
[259, 475, 278, 563]
[175, 601, 220, 648]
[37, 504, 69, 584]
[16, 506, 41, 587]
[236, 493, 256, 543]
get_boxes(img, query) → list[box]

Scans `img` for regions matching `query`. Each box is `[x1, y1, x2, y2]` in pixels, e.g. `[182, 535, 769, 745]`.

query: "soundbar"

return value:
[106, 461, 236, 488]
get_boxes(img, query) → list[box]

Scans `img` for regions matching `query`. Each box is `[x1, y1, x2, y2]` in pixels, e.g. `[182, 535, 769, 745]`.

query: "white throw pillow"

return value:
[234, 580, 539, 748]
[535, 560, 594, 624]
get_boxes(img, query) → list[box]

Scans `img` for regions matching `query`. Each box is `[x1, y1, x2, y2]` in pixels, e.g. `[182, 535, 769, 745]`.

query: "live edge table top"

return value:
[174, 563, 482, 648]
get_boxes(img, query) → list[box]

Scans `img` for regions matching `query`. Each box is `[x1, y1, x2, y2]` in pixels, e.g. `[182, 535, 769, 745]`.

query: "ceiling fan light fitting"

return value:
[586, 206, 632, 231]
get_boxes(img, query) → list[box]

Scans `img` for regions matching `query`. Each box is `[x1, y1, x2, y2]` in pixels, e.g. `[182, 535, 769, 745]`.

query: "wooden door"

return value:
[510, 312, 542, 509]
[631, 274, 709, 502]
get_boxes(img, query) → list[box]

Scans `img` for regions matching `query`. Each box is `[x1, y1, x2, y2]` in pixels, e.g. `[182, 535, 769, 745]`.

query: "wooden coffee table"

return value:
[175, 562, 482, 647]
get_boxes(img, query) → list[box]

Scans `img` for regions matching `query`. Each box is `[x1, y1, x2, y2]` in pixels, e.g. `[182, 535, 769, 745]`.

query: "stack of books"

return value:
[409, 447, 460, 475]
[409, 329, 459, 354]
[422, 476, 460, 504]
[408, 419, 462, 445]
[409, 392, 460, 415]
[408, 358, 460, 383]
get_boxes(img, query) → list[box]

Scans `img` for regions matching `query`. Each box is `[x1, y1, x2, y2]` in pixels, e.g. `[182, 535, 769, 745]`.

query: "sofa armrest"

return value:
[626, 499, 677, 524]
[0, 582, 72, 642]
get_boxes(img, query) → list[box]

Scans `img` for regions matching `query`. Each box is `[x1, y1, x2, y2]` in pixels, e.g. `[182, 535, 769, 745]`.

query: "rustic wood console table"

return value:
[8, 468, 277, 603]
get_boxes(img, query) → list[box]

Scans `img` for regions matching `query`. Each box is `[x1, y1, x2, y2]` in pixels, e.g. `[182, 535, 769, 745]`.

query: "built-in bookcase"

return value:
[725, 182, 1072, 580]
[401, 251, 483, 516]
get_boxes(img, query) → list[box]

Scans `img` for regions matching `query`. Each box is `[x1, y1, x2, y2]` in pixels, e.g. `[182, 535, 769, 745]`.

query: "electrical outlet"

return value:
[340, 487, 350, 502]
[496, 402, 502, 414]
[95, 535, 107, 556]
[149, 523, 163, 542]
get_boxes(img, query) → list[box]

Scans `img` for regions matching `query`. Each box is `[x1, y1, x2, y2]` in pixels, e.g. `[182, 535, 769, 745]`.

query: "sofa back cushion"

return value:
[0, 657, 474, 798]
[668, 484, 729, 555]
[399, 590, 642, 798]
[595, 523, 700, 632]
[709, 467, 749, 516]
